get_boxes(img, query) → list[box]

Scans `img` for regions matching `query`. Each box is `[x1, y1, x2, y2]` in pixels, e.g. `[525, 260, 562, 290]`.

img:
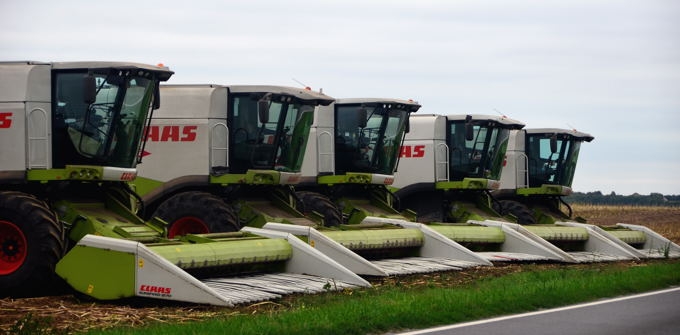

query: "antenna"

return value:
[291, 78, 314, 92]
[292, 78, 307, 88]
[493, 108, 507, 118]
[292, 78, 317, 92]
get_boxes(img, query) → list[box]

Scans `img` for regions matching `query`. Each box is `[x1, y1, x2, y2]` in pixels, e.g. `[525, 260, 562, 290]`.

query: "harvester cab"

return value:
[265, 100, 494, 276]
[496, 128, 680, 260]
[495, 128, 595, 224]
[393, 114, 525, 224]
[297, 98, 423, 225]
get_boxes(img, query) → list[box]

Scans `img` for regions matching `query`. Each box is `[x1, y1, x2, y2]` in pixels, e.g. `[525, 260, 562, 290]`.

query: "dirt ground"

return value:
[570, 204, 680, 243]
[2, 205, 679, 334]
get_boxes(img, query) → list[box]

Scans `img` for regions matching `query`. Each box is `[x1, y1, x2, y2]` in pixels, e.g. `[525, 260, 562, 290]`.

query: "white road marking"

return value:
[396, 286, 680, 335]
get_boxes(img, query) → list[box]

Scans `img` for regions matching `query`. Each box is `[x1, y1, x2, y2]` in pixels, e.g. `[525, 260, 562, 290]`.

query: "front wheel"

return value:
[497, 200, 536, 225]
[296, 191, 343, 227]
[0, 191, 65, 297]
[398, 191, 445, 223]
[153, 191, 240, 238]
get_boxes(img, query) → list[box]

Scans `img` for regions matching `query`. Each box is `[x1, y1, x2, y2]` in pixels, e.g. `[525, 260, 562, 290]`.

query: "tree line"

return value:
[565, 191, 680, 206]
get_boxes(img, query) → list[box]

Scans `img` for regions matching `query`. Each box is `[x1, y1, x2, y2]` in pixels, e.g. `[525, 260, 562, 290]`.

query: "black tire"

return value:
[296, 191, 343, 227]
[399, 192, 444, 223]
[0, 191, 65, 297]
[153, 191, 240, 238]
[491, 199, 504, 215]
[498, 200, 536, 225]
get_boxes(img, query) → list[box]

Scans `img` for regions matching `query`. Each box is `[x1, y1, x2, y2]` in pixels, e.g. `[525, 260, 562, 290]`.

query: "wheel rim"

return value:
[168, 216, 210, 238]
[0, 220, 27, 275]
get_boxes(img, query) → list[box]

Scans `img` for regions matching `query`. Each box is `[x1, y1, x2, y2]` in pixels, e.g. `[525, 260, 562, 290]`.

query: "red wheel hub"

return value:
[0, 220, 27, 275]
[168, 216, 210, 238]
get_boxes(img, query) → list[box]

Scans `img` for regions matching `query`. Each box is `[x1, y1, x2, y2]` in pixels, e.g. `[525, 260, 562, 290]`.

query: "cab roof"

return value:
[446, 114, 525, 129]
[526, 128, 594, 142]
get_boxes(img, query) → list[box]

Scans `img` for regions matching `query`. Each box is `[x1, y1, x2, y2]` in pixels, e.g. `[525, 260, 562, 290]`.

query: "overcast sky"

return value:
[2, 0, 679, 195]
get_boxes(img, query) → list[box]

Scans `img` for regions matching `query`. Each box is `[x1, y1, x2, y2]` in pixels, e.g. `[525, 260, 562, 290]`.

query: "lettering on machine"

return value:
[399, 145, 425, 158]
[139, 284, 172, 297]
[0, 112, 12, 128]
[145, 125, 197, 142]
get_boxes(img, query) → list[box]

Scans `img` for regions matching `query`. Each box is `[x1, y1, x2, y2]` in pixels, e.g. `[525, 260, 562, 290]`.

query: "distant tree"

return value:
[650, 193, 666, 202]
[566, 191, 679, 206]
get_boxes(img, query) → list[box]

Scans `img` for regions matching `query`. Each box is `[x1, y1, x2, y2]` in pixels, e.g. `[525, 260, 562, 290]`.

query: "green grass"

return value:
[89, 261, 680, 335]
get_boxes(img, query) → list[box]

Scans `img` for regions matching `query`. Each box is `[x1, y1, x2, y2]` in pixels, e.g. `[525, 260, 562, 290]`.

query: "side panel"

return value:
[26, 102, 52, 169]
[136, 118, 210, 182]
[299, 119, 318, 181]
[138, 85, 228, 184]
[0, 103, 27, 172]
[0, 63, 51, 102]
[1, 63, 51, 176]
[317, 128, 334, 174]
[300, 125, 334, 181]
[392, 115, 444, 188]
[393, 139, 439, 188]
[156, 86, 227, 119]
[498, 129, 526, 190]
[301, 105, 335, 181]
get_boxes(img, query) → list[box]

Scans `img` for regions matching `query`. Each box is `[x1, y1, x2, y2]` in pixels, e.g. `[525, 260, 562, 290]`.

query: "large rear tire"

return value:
[498, 200, 536, 225]
[153, 191, 240, 238]
[398, 192, 445, 223]
[296, 191, 343, 227]
[0, 191, 65, 297]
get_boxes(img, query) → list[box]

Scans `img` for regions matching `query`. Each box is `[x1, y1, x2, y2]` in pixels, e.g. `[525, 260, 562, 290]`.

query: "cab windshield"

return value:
[229, 94, 314, 173]
[526, 134, 582, 187]
[334, 104, 409, 175]
[448, 121, 511, 181]
[52, 71, 156, 168]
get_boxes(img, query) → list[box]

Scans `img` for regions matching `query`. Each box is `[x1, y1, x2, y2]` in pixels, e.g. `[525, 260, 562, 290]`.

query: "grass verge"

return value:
[87, 260, 680, 335]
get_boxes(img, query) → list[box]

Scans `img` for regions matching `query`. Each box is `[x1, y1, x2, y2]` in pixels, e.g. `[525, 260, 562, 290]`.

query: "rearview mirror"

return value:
[83, 75, 96, 104]
[153, 82, 161, 109]
[258, 94, 271, 123]
[465, 115, 474, 141]
[550, 134, 558, 153]
[357, 107, 367, 128]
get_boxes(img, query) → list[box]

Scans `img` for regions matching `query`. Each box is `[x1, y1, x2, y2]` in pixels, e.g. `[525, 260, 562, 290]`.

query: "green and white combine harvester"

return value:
[392, 115, 680, 262]
[134, 87, 490, 278]
[493, 127, 680, 260]
[0, 63, 368, 307]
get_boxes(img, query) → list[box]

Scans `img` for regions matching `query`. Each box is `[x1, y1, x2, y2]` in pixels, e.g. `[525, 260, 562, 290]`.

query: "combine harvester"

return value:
[266, 98, 493, 275]
[393, 115, 677, 262]
[0, 63, 368, 306]
[495, 128, 680, 260]
[135, 89, 490, 277]
[133, 84, 335, 234]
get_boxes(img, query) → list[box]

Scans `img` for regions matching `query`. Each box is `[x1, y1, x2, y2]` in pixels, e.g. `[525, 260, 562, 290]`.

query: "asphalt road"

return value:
[395, 287, 680, 335]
